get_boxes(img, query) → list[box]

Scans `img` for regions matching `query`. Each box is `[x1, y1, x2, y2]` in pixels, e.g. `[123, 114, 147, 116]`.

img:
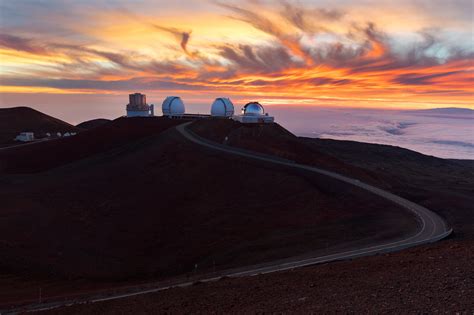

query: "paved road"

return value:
[176, 123, 451, 254]
[0, 139, 51, 152]
[2, 122, 451, 314]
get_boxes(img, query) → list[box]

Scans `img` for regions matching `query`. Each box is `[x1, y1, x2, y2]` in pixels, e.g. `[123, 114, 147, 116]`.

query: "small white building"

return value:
[162, 96, 186, 117]
[126, 93, 154, 117]
[232, 102, 274, 124]
[211, 98, 234, 117]
[14, 132, 35, 142]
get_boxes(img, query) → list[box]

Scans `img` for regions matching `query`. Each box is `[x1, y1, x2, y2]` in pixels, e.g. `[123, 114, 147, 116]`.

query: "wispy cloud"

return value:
[149, 23, 195, 57]
[0, 34, 50, 55]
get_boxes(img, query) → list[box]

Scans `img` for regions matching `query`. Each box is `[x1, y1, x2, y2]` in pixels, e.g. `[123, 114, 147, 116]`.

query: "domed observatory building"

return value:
[242, 102, 265, 115]
[232, 101, 274, 123]
[162, 96, 186, 117]
[210, 98, 234, 117]
[126, 93, 154, 117]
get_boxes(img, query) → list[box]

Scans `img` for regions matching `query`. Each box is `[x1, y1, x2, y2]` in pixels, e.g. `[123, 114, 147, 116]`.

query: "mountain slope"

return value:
[2, 117, 470, 312]
[0, 107, 81, 146]
[0, 118, 417, 282]
[0, 116, 186, 173]
[190, 119, 473, 238]
[76, 118, 111, 130]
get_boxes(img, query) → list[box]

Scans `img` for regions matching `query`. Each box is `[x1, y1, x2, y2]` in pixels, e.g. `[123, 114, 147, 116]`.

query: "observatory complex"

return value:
[124, 93, 274, 123]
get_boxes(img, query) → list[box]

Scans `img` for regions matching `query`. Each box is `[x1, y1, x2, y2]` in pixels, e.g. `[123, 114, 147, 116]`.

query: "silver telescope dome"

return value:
[162, 96, 185, 116]
[211, 98, 234, 117]
[242, 102, 265, 116]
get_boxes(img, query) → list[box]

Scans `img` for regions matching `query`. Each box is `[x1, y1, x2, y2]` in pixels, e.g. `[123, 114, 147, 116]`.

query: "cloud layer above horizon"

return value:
[0, 0, 473, 109]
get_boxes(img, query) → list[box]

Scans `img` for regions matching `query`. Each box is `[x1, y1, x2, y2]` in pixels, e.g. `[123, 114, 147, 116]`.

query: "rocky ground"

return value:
[43, 238, 474, 314]
[0, 117, 418, 309]
[1, 117, 472, 313]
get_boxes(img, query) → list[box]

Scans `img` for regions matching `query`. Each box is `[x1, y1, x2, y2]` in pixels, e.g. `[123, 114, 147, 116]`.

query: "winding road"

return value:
[2, 121, 451, 314]
[177, 122, 451, 262]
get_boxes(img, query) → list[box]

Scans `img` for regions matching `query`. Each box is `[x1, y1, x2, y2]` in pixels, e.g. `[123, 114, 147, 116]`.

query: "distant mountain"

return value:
[76, 118, 111, 130]
[0, 107, 82, 146]
[405, 107, 474, 118]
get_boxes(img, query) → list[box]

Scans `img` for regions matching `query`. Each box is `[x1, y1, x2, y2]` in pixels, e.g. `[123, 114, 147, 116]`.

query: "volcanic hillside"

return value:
[0, 107, 81, 147]
[190, 119, 474, 238]
[2, 117, 471, 312]
[0, 117, 418, 284]
[190, 120, 382, 186]
[54, 122, 474, 314]
[76, 118, 111, 130]
[0, 117, 187, 173]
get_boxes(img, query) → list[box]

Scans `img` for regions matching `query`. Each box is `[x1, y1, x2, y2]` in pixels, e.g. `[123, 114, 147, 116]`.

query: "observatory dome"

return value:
[242, 102, 265, 116]
[211, 98, 234, 117]
[162, 96, 185, 116]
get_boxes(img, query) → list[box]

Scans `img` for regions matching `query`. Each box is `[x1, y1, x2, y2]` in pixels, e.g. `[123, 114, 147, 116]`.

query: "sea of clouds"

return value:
[270, 106, 474, 160]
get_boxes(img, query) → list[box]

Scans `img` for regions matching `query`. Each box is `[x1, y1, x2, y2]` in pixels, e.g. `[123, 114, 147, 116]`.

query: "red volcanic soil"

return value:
[44, 239, 473, 314]
[189, 119, 384, 186]
[76, 118, 111, 130]
[0, 118, 419, 307]
[190, 119, 474, 238]
[0, 107, 81, 147]
[2, 117, 471, 312]
[0, 116, 187, 173]
[301, 137, 474, 239]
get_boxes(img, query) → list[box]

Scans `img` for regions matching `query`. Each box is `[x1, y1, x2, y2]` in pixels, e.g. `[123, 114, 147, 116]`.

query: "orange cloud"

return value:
[0, 1, 472, 110]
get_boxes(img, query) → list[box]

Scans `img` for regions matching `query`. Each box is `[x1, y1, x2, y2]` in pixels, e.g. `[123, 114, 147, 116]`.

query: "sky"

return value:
[0, 0, 473, 112]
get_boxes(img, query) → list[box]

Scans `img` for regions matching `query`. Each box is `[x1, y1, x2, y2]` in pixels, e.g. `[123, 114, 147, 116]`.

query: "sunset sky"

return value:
[0, 0, 473, 115]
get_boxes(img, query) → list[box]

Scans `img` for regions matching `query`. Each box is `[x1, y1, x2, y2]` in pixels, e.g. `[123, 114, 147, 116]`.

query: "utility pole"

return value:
[39, 287, 42, 304]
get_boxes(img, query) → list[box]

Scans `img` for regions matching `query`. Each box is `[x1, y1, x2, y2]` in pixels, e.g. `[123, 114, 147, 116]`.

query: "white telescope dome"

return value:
[242, 102, 265, 116]
[162, 96, 185, 116]
[211, 98, 234, 117]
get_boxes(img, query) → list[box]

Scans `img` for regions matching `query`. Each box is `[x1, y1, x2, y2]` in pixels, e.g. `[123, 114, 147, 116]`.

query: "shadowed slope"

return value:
[0, 117, 186, 173]
[0, 107, 81, 147]
[76, 119, 111, 130]
[0, 119, 417, 283]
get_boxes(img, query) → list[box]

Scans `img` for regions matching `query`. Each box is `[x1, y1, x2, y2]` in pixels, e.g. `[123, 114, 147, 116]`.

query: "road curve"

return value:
[2, 122, 452, 314]
[177, 122, 451, 252]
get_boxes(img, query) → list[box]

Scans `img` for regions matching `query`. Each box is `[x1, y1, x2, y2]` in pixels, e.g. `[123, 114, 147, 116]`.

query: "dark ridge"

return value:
[0, 106, 81, 146]
[0, 118, 417, 283]
[0, 115, 472, 310]
[0, 116, 187, 173]
[76, 118, 112, 130]
[190, 119, 474, 238]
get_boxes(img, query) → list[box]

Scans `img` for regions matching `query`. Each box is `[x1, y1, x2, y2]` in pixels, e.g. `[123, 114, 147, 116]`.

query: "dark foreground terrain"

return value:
[1, 113, 473, 312]
[44, 239, 474, 314]
[190, 119, 474, 239]
[0, 115, 420, 308]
